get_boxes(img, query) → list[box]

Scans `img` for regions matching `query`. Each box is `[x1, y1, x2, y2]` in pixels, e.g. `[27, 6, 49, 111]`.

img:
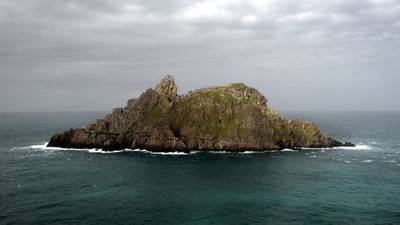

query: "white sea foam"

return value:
[126, 149, 190, 155]
[361, 159, 373, 163]
[23, 143, 282, 155]
[26, 143, 191, 155]
[302, 144, 372, 151]
[239, 150, 278, 154]
[28, 143, 125, 154]
[333, 144, 372, 150]
[30, 144, 50, 149]
[19, 142, 371, 155]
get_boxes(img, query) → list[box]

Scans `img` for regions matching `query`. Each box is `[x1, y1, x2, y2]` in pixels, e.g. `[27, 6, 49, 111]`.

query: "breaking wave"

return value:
[16, 143, 282, 155]
[13, 142, 372, 156]
[333, 144, 372, 150]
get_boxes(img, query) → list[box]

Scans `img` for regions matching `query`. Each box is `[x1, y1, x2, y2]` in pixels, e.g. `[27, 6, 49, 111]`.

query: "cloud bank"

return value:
[0, 0, 399, 111]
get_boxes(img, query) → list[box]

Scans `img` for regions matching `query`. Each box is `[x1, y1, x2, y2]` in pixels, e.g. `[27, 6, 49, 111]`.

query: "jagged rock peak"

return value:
[154, 74, 177, 101]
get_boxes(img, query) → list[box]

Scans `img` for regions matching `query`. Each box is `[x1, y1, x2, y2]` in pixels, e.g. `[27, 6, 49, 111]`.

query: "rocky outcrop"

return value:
[154, 74, 178, 102]
[47, 75, 354, 152]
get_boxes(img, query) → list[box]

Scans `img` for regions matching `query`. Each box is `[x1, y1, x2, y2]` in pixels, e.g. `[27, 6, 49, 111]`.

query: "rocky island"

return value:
[48, 75, 354, 152]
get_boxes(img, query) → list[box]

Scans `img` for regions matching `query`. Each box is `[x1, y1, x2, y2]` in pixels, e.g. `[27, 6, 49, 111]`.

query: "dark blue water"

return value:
[1, 111, 399, 225]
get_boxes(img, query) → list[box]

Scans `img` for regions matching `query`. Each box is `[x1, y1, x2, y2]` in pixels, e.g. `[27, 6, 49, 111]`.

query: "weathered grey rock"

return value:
[154, 74, 177, 102]
[47, 74, 354, 152]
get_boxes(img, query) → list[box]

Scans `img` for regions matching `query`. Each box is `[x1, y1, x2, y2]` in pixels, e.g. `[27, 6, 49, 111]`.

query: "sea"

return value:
[0, 111, 399, 225]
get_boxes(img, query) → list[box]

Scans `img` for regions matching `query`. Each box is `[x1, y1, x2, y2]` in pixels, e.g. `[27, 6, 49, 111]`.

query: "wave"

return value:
[361, 159, 373, 163]
[25, 143, 191, 155]
[20, 143, 284, 155]
[127, 149, 190, 155]
[240, 150, 279, 154]
[301, 144, 372, 151]
[16, 142, 372, 156]
[28, 143, 127, 154]
[334, 144, 372, 150]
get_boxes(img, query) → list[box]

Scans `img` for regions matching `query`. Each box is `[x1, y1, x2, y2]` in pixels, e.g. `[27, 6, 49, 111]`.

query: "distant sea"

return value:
[1, 111, 399, 225]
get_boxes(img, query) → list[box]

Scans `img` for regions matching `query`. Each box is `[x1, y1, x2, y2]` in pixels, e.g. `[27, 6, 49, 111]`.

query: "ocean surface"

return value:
[0, 111, 399, 225]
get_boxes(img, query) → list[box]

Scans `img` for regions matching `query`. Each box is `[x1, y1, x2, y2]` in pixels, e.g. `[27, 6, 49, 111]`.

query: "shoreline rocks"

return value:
[48, 75, 354, 152]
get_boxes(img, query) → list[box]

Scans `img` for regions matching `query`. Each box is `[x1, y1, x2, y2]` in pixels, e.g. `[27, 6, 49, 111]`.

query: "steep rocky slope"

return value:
[48, 75, 353, 152]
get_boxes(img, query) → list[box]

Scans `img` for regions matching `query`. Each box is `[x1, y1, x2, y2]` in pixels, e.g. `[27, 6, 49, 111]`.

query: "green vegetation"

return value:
[171, 81, 325, 147]
[229, 83, 247, 89]
[144, 99, 170, 123]
[182, 85, 266, 106]
[197, 89, 236, 103]
[145, 108, 163, 122]
[223, 115, 237, 132]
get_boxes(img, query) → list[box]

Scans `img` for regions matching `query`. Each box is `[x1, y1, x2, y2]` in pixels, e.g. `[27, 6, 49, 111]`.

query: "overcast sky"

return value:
[1, 0, 399, 112]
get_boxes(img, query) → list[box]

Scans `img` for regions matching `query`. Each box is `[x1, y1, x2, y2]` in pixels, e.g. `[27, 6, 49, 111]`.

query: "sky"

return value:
[0, 0, 399, 112]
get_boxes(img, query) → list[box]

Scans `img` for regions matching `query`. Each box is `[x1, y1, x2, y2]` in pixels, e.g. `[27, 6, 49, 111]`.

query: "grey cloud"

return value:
[0, 0, 399, 111]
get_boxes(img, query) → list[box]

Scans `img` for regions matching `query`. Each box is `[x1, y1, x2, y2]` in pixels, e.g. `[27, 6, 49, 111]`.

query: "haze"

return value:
[1, 0, 399, 112]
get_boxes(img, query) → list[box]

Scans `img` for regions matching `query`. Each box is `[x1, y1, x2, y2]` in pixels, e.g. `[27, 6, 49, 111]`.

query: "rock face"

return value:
[48, 75, 354, 152]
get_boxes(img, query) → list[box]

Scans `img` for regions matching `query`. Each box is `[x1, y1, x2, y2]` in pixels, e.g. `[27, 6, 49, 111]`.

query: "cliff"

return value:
[47, 75, 354, 152]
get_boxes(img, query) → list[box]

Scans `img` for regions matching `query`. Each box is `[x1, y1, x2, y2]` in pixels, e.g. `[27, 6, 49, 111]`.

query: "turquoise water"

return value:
[1, 111, 399, 225]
